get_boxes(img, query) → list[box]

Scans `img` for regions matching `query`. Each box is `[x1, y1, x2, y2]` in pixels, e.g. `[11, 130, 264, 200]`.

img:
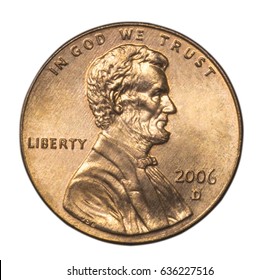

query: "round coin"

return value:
[21, 22, 242, 244]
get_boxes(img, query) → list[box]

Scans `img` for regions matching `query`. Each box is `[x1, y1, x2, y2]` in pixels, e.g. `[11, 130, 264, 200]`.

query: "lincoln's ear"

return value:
[113, 104, 123, 114]
[113, 94, 124, 114]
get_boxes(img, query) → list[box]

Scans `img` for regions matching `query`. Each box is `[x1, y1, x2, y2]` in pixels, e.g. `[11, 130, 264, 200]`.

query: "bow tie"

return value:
[137, 156, 158, 169]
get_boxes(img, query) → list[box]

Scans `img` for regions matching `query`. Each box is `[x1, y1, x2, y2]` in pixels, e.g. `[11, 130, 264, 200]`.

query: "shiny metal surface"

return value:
[21, 22, 242, 244]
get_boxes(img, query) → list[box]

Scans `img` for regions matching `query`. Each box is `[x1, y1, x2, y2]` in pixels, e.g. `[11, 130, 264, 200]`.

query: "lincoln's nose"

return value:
[162, 95, 177, 114]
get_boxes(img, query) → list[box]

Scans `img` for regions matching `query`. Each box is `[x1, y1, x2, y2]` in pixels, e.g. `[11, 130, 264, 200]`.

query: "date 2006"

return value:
[160, 266, 214, 276]
[175, 169, 216, 185]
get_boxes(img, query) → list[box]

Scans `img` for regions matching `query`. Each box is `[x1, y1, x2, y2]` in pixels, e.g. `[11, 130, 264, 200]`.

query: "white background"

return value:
[1, 1, 278, 279]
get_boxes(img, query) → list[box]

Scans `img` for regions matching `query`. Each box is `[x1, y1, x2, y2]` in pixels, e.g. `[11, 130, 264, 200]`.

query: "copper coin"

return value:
[20, 22, 242, 244]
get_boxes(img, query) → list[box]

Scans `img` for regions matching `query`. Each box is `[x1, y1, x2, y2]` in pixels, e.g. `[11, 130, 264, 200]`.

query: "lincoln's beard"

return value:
[119, 106, 171, 145]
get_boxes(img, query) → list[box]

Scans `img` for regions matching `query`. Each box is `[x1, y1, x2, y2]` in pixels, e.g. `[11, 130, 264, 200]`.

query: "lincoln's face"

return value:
[120, 62, 176, 144]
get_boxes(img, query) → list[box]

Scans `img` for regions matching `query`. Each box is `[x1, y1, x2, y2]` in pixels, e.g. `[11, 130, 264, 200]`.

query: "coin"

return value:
[21, 22, 242, 244]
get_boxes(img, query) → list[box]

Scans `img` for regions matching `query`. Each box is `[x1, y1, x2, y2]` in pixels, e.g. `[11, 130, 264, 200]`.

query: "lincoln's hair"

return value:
[86, 44, 168, 129]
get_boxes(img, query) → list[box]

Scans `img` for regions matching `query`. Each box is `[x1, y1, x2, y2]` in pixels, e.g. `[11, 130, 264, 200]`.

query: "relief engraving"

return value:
[160, 34, 216, 77]
[27, 137, 87, 150]
[191, 188, 202, 200]
[63, 44, 192, 235]
[48, 56, 69, 76]
[119, 29, 145, 41]
[70, 34, 106, 57]
[175, 169, 217, 184]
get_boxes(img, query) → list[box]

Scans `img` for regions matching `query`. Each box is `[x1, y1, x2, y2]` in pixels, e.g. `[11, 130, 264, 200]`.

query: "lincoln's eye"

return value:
[152, 89, 162, 98]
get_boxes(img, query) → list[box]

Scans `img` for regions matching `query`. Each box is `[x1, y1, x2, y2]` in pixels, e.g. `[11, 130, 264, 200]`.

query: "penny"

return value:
[20, 22, 242, 244]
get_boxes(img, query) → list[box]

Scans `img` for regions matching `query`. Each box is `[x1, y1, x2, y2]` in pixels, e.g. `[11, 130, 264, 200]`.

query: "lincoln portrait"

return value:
[63, 44, 192, 234]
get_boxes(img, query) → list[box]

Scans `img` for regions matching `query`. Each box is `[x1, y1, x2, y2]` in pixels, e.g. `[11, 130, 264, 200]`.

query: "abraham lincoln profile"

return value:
[63, 44, 192, 234]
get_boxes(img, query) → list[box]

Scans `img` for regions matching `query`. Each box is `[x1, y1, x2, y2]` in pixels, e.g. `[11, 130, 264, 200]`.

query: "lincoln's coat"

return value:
[64, 134, 192, 234]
